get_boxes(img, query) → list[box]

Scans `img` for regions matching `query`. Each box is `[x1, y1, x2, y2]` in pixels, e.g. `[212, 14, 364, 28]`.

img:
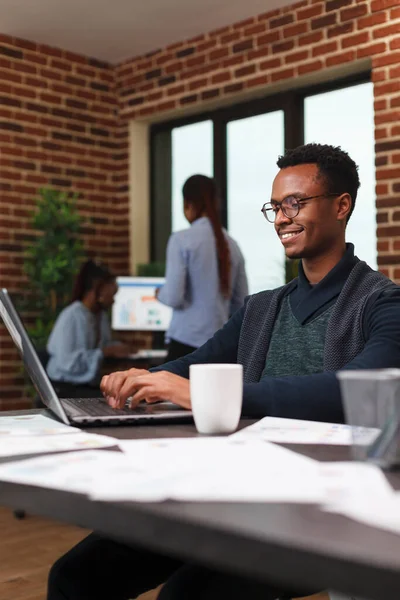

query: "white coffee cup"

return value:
[189, 364, 243, 434]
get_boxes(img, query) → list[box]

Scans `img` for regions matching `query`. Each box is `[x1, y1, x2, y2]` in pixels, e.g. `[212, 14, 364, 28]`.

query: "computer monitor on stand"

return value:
[111, 277, 172, 360]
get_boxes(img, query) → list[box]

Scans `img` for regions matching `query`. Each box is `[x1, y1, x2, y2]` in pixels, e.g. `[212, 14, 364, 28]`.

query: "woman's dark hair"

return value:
[182, 174, 231, 298]
[277, 143, 360, 222]
[71, 260, 115, 302]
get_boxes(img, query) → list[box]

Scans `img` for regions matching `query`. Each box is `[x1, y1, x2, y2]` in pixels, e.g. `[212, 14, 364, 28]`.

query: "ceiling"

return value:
[1, 0, 295, 64]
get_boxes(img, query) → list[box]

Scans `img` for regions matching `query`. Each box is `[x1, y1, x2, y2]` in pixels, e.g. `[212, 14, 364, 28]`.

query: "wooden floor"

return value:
[0, 506, 328, 600]
[0, 506, 88, 600]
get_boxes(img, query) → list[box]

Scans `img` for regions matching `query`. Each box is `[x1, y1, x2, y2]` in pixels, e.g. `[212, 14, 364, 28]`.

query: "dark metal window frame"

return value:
[150, 71, 370, 262]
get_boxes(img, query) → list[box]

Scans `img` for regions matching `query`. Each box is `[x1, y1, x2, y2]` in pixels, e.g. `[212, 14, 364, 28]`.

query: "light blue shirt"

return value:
[157, 217, 248, 348]
[46, 301, 112, 384]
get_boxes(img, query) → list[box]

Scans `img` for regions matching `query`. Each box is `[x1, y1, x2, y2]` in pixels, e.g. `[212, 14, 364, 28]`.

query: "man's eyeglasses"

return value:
[261, 194, 340, 223]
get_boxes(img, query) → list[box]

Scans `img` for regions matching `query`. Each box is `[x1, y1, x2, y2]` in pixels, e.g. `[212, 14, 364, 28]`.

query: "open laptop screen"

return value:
[0, 289, 69, 424]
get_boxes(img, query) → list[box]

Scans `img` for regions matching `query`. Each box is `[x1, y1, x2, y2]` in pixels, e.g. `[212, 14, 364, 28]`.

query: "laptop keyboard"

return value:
[62, 397, 147, 416]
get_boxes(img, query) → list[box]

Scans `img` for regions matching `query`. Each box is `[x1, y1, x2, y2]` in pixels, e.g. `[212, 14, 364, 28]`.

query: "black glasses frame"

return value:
[261, 193, 341, 223]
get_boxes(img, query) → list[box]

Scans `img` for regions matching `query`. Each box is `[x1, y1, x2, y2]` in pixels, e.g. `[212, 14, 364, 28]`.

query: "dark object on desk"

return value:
[0, 288, 193, 428]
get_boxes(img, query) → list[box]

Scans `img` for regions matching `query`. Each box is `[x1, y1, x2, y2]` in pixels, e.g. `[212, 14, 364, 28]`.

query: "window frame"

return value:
[150, 71, 371, 262]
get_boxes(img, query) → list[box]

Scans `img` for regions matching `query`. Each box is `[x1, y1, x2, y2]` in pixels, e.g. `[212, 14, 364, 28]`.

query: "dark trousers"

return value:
[47, 533, 312, 600]
[158, 563, 297, 600]
[166, 338, 197, 362]
[47, 533, 182, 600]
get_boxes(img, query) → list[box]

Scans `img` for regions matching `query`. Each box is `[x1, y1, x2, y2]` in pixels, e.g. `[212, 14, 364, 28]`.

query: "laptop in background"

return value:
[112, 276, 172, 333]
[112, 277, 171, 359]
[0, 288, 192, 426]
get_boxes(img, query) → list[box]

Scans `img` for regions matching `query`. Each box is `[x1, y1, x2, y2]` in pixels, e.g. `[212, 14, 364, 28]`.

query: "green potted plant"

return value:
[22, 188, 85, 347]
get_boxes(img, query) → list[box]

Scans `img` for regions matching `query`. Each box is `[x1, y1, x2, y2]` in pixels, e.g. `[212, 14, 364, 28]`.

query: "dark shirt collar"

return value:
[290, 243, 359, 324]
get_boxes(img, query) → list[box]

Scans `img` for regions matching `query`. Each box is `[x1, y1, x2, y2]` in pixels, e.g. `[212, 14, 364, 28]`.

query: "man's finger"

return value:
[117, 375, 154, 406]
[102, 368, 149, 399]
[103, 372, 126, 398]
[101, 372, 116, 396]
[129, 385, 157, 407]
[100, 375, 108, 392]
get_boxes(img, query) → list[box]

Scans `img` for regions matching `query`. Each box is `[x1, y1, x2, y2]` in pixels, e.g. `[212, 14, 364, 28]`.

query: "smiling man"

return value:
[101, 143, 400, 424]
[48, 143, 400, 600]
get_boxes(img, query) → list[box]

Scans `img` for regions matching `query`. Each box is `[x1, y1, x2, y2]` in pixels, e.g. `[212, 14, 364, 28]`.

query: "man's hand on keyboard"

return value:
[101, 369, 191, 411]
[101, 368, 148, 407]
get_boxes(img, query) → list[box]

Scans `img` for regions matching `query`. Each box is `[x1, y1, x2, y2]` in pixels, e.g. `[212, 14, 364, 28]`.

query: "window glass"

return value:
[171, 121, 213, 233]
[227, 111, 285, 294]
[305, 82, 376, 268]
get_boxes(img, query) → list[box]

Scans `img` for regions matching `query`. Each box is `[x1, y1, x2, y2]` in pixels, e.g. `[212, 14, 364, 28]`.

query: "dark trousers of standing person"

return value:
[47, 533, 313, 600]
[166, 338, 197, 362]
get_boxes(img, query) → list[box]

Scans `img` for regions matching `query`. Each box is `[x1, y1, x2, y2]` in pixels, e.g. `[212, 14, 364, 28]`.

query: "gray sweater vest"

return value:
[237, 261, 396, 384]
[261, 296, 335, 378]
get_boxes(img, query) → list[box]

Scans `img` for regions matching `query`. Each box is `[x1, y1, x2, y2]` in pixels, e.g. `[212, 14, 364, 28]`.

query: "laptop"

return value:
[0, 289, 192, 426]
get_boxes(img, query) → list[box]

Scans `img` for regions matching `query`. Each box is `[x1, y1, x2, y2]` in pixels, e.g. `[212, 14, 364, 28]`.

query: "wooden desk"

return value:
[1, 409, 400, 600]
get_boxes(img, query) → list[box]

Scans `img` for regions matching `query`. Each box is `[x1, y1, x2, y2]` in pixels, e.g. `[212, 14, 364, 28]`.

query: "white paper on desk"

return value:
[0, 449, 130, 493]
[319, 461, 400, 535]
[232, 417, 380, 446]
[91, 437, 324, 503]
[325, 491, 400, 536]
[119, 436, 316, 473]
[0, 431, 118, 458]
[319, 462, 393, 508]
[0, 414, 79, 437]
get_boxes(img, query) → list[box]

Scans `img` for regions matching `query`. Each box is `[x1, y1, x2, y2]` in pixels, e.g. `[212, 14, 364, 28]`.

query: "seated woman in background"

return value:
[157, 174, 248, 362]
[46, 260, 131, 391]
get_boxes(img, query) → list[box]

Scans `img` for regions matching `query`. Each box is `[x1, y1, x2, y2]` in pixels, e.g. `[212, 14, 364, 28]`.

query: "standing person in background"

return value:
[46, 260, 131, 392]
[158, 174, 248, 362]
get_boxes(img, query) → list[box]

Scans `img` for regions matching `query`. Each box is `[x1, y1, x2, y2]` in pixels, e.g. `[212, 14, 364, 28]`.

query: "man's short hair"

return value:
[277, 143, 360, 221]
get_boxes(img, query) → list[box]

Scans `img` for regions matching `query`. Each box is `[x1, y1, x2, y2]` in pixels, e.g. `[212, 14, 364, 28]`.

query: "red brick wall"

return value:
[1, 0, 400, 406]
[0, 38, 131, 408]
[116, 0, 400, 276]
